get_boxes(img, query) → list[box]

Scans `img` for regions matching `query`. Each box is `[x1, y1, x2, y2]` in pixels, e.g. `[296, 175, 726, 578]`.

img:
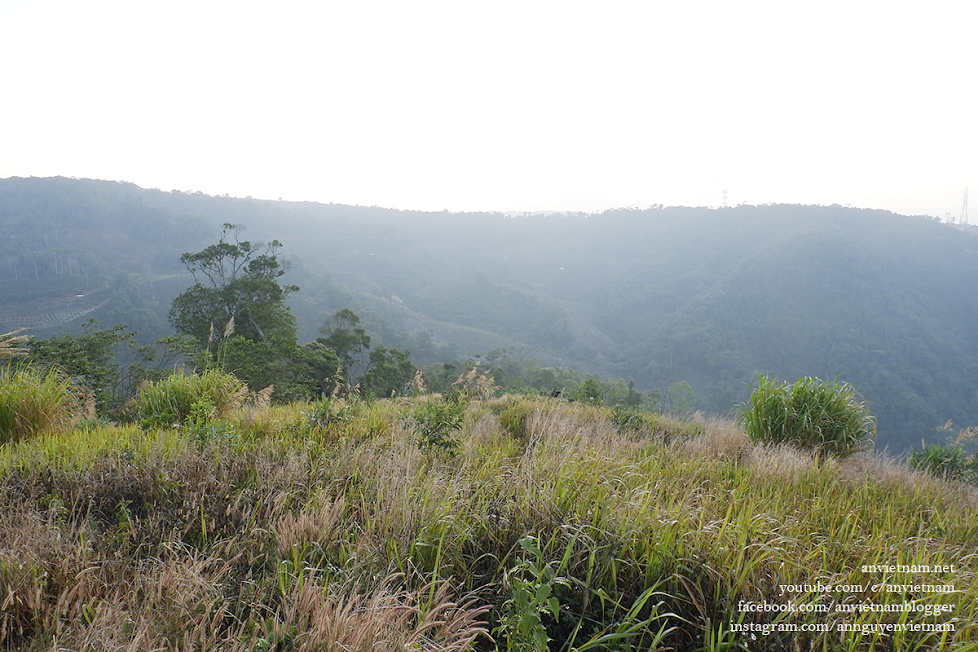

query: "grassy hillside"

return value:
[1, 394, 975, 650]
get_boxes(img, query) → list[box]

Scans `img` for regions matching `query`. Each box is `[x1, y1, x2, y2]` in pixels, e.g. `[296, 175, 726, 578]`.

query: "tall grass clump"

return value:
[910, 443, 978, 483]
[608, 404, 658, 437]
[497, 397, 536, 441]
[129, 369, 247, 428]
[909, 424, 978, 484]
[739, 375, 875, 457]
[0, 365, 79, 443]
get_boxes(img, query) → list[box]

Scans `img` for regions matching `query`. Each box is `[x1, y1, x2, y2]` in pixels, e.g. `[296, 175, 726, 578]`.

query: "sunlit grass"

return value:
[1, 395, 975, 650]
[0, 422, 187, 472]
[128, 368, 247, 427]
[0, 364, 80, 444]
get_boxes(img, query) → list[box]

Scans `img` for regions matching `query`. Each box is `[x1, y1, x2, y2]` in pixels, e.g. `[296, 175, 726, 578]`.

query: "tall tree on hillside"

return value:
[316, 308, 371, 382]
[169, 223, 298, 345]
[169, 224, 331, 403]
[362, 346, 415, 398]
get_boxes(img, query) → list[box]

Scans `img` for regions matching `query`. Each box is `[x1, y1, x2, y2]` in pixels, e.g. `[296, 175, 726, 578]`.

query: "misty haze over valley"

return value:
[3, 176, 977, 453]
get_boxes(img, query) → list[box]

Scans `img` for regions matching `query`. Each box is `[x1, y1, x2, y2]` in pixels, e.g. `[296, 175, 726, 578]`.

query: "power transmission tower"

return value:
[961, 187, 969, 225]
[722, 189, 728, 208]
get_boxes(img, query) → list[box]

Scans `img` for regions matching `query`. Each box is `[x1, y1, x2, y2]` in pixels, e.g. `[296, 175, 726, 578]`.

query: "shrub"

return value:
[409, 399, 467, 454]
[909, 443, 978, 483]
[739, 375, 875, 458]
[609, 404, 655, 436]
[0, 365, 79, 443]
[129, 369, 246, 428]
[26, 321, 135, 415]
[306, 398, 355, 430]
[494, 535, 569, 652]
[571, 378, 604, 406]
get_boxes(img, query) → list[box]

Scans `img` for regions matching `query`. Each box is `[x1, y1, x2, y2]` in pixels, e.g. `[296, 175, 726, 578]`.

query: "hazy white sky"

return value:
[1, 1, 975, 217]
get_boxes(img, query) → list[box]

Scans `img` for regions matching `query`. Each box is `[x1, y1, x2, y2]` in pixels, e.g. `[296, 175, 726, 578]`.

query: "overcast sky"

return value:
[2, 1, 975, 218]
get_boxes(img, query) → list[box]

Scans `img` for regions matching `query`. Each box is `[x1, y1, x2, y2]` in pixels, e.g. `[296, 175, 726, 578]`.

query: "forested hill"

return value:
[3, 176, 978, 452]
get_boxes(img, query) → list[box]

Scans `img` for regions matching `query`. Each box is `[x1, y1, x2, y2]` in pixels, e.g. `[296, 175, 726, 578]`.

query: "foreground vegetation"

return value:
[1, 390, 975, 651]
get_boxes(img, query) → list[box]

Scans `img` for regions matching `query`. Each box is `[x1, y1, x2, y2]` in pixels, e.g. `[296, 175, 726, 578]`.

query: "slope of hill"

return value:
[3, 176, 977, 451]
[2, 398, 976, 650]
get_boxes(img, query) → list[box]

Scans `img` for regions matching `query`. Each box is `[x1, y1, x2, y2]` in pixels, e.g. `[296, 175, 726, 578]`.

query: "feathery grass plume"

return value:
[451, 362, 497, 400]
[0, 365, 79, 443]
[739, 374, 875, 458]
[472, 372, 497, 400]
[330, 365, 346, 399]
[249, 384, 274, 411]
[409, 368, 426, 396]
[451, 366, 477, 389]
[950, 422, 978, 452]
[222, 316, 235, 339]
[0, 328, 31, 358]
[229, 385, 276, 432]
[0, 329, 31, 358]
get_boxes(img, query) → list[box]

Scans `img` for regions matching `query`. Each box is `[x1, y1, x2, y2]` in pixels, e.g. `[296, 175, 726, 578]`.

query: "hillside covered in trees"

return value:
[3, 176, 978, 452]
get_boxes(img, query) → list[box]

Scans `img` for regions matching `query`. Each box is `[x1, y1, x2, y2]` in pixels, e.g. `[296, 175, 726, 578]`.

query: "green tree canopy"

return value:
[169, 223, 298, 345]
[667, 381, 693, 415]
[26, 320, 134, 413]
[316, 308, 371, 382]
[362, 346, 415, 398]
[295, 341, 343, 399]
[571, 378, 604, 406]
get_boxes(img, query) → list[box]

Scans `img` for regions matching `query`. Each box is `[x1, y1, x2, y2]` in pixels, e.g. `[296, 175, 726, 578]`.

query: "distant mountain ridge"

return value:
[2, 176, 977, 452]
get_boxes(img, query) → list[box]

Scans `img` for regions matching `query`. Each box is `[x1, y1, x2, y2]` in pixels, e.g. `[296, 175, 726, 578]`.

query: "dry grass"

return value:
[0, 395, 976, 651]
[680, 415, 751, 460]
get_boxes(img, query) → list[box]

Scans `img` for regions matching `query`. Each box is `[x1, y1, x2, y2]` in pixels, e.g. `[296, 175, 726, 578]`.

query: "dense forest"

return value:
[3, 176, 978, 453]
